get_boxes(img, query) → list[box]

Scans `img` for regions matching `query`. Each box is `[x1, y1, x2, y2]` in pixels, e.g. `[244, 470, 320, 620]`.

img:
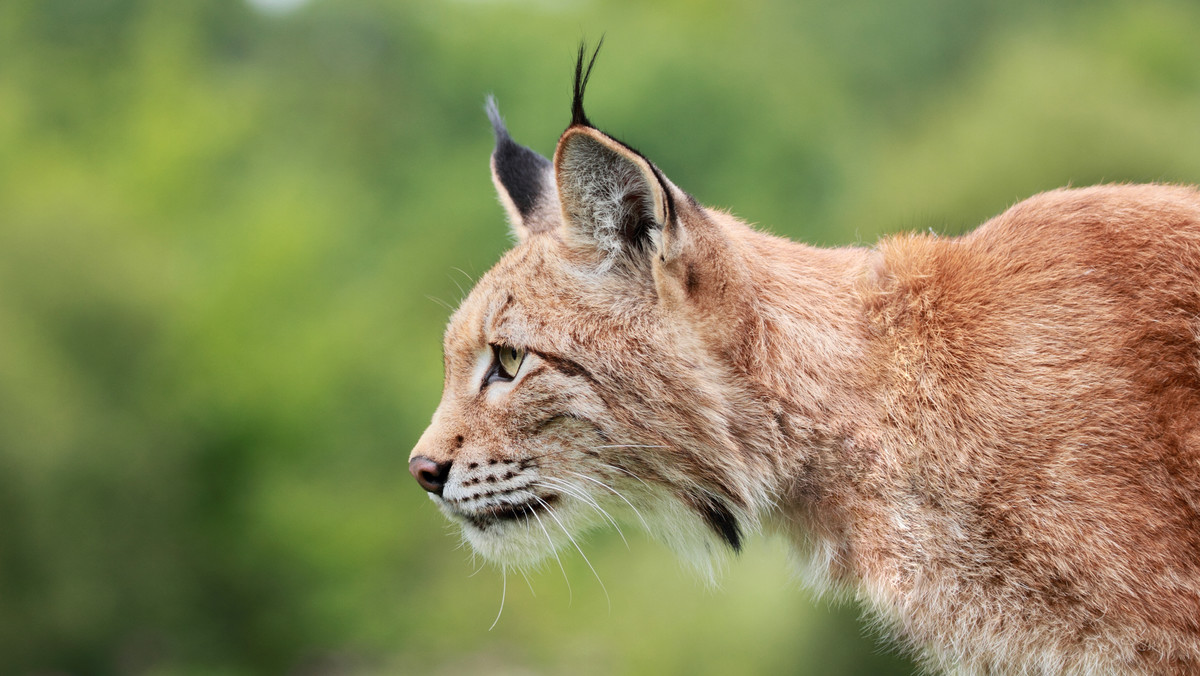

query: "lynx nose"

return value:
[409, 456, 451, 496]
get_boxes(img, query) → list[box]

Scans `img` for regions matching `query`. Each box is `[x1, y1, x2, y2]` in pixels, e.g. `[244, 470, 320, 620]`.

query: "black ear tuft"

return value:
[571, 38, 603, 128]
[486, 96, 552, 221]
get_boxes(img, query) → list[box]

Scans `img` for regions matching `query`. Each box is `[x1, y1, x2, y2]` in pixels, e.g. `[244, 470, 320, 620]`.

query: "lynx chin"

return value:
[409, 44, 1200, 675]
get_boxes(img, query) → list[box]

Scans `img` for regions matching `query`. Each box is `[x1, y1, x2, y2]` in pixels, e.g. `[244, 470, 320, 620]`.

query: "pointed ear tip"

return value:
[554, 125, 591, 162]
[484, 95, 508, 141]
[558, 127, 644, 164]
[559, 124, 603, 145]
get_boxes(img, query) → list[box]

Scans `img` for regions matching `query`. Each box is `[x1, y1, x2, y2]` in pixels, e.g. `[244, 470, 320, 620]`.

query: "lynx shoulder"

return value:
[410, 44, 1200, 675]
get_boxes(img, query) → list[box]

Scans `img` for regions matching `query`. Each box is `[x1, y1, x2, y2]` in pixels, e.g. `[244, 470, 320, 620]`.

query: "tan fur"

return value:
[413, 98, 1200, 673]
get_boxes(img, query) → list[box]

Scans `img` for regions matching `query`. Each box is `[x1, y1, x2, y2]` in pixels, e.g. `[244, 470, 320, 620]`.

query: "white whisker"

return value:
[468, 557, 487, 577]
[529, 506, 572, 603]
[596, 460, 654, 491]
[518, 566, 537, 598]
[446, 271, 468, 304]
[536, 478, 628, 548]
[489, 564, 507, 631]
[450, 267, 478, 303]
[426, 295, 455, 311]
[566, 470, 652, 533]
[536, 495, 611, 613]
[450, 266, 477, 284]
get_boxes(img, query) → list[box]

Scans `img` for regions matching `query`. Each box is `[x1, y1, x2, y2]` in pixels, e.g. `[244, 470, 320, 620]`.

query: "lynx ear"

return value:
[487, 97, 556, 241]
[553, 42, 673, 270]
[554, 126, 670, 268]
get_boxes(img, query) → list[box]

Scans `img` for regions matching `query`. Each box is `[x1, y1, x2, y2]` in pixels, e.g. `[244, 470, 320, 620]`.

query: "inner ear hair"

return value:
[556, 128, 669, 264]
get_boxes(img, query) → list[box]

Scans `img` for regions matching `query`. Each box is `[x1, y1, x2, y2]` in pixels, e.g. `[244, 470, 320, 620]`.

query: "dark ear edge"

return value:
[554, 126, 670, 263]
[562, 40, 677, 247]
[486, 96, 554, 238]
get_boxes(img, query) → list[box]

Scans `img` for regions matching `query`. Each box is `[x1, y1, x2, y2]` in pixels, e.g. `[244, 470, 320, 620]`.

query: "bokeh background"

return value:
[4, 0, 1200, 674]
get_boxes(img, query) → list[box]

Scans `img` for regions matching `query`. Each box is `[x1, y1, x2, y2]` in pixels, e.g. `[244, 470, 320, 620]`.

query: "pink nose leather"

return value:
[409, 456, 450, 496]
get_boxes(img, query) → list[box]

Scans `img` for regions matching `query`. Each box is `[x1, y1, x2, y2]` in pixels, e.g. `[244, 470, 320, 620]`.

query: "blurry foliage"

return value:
[1, 0, 1199, 674]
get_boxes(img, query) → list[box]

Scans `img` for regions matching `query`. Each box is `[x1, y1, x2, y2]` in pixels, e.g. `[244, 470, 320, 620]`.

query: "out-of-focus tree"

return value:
[1, 0, 1198, 673]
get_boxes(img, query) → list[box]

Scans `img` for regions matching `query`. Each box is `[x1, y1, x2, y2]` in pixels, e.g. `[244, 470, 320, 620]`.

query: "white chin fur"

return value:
[438, 483, 742, 582]
[445, 498, 597, 567]
[641, 493, 737, 585]
[461, 518, 566, 567]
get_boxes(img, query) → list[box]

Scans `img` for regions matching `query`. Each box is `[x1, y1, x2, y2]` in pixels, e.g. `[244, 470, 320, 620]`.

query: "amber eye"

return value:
[491, 344, 526, 382]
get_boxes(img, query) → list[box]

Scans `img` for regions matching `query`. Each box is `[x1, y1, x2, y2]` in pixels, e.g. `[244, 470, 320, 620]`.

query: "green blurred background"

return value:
[3, 0, 1200, 674]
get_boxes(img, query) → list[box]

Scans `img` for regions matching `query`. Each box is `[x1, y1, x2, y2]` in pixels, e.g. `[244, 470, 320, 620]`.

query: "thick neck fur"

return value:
[692, 211, 883, 572]
[693, 186, 1200, 674]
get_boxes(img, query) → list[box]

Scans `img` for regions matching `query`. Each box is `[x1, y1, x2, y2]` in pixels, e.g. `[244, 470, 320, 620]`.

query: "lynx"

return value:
[409, 45, 1200, 674]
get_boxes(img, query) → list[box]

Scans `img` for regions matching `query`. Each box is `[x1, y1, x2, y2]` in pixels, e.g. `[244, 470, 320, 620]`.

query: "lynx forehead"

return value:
[410, 43, 1200, 675]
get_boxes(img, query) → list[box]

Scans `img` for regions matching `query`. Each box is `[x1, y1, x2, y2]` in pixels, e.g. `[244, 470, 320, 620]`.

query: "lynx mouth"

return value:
[460, 493, 560, 530]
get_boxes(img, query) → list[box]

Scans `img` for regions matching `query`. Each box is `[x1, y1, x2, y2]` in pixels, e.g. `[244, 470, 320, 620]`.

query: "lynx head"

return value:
[409, 45, 775, 573]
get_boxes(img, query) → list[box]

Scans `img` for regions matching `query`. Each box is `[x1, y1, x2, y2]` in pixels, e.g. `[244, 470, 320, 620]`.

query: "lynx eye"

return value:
[488, 344, 526, 383]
